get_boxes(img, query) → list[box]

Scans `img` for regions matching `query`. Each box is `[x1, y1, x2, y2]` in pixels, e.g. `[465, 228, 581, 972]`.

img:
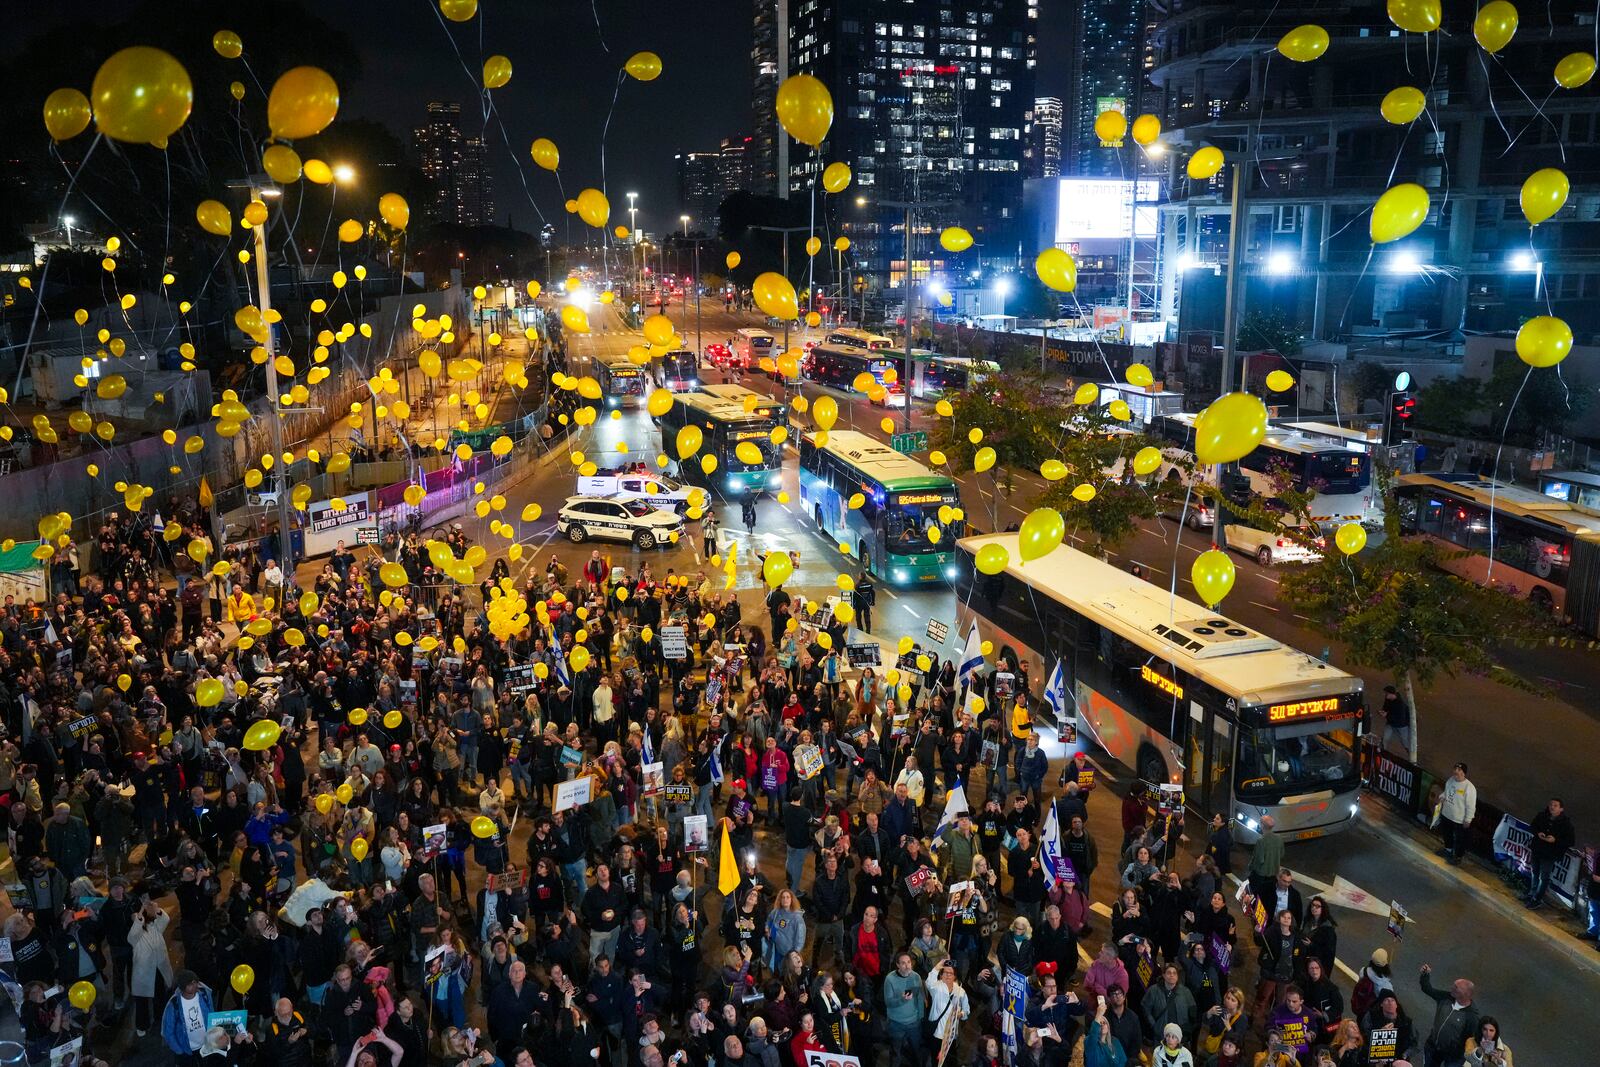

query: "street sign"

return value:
[890, 431, 928, 454]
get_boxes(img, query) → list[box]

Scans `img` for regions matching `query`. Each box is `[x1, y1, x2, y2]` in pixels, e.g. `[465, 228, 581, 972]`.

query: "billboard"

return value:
[1055, 179, 1161, 243]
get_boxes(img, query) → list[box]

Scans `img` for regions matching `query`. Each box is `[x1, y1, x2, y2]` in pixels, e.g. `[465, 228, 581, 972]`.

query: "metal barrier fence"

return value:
[1361, 741, 1591, 913]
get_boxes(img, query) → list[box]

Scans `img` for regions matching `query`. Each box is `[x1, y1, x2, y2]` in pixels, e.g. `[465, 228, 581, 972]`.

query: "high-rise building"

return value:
[1064, 0, 1145, 177]
[413, 102, 496, 227]
[1030, 96, 1063, 178]
[787, 0, 1037, 290]
[675, 136, 758, 233]
[752, 0, 789, 197]
[1146, 0, 1600, 345]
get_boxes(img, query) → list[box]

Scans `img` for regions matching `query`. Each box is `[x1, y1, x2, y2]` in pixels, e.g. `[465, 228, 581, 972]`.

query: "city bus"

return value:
[652, 349, 701, 392]
[733, 327, 776, 370]
[805, 344, 902, 402]
[825, 328, 895, 351]
[954, 531, 1365, 843]
[698, 383, 789, 433]
[909, 353, 1001, 401]
[656, 391, 783, 499]
[1393, 472, 1600, 633]
[1149, 414, 1379, 527]
[799, 429, 963, 584]
[597, 360, 646, 408]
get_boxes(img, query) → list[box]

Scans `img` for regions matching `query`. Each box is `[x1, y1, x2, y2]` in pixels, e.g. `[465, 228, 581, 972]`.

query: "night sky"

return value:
[8, 1, 1070, 237]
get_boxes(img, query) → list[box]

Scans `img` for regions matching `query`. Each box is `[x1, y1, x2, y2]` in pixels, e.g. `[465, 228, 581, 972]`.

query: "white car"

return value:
[557, 495, 684, 549]
[576, 470, 691, 510]
[1223, 523, 1325, 566]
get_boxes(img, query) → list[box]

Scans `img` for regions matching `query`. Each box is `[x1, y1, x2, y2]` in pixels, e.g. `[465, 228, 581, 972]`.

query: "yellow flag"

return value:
[718, 818, 740, 897]
[198, 475, 213, 509]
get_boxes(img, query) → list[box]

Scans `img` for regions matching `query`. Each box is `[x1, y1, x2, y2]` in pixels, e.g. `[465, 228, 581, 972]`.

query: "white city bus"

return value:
[955, 531, 1365, 843]
[733, 327, 776, 370]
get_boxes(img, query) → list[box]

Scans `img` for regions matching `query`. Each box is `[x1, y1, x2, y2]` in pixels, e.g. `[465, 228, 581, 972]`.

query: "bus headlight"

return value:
[767, 473, 782, 488]
[1239, 815, 1259, 832]
[944, 565, 959, 580]
[894, 568, 908, 583]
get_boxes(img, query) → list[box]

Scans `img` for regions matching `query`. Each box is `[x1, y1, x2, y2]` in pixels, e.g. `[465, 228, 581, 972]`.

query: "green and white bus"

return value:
[657, 391, 783, 499]
[698, 383, 790, 433]
[598, 360, 647, 408]
[799, 429, 964, 585]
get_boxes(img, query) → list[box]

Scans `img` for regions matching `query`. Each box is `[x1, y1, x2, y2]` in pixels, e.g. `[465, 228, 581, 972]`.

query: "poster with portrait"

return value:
[682, 814, 709, 853]
[641, 762, 666, 796]
[50, 1038, 83, 1067]
[421, 823, 448, 859]
[554, 775, 593, 813]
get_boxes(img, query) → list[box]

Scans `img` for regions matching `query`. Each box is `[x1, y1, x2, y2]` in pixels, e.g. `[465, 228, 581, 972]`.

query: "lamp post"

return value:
[627, 193, 639, 294]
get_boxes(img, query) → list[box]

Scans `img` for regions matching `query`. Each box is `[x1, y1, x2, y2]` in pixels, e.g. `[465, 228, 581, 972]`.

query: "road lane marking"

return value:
[1249, 601, 1278, 611]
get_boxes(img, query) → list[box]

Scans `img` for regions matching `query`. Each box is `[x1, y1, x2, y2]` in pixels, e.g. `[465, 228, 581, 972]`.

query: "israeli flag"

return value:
[1043, 660, 1068, 722]
[708, 745, 724, 785]
[932, 781, 970, 839]
[1040, 800, 1067, 889]
[957, 622, 985, 689]
[641, 721, 655, 764]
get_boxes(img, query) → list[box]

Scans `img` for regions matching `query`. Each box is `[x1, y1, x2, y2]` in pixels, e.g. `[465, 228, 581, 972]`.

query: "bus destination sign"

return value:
[1267, 697, 1343, 723]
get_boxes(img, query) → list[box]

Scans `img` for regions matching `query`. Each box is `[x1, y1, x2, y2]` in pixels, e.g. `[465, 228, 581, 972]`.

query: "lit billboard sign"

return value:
[1054, 179, 1162, 243]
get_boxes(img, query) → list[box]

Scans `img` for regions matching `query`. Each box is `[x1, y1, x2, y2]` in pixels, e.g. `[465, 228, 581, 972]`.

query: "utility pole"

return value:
[1219, 161, 1246, 403]
[231, 177, 297, 589]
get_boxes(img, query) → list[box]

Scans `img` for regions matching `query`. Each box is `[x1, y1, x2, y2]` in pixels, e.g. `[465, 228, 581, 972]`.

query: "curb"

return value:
[1357, 798, 1600, 975]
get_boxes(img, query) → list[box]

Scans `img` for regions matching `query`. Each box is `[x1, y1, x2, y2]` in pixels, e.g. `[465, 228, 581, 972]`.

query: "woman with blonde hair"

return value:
[763, 888, 808, 970]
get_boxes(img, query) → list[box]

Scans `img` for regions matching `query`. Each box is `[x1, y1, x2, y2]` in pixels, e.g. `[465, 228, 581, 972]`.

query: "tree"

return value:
[1278, 475, 1560, 762]
[928, 372, 1187, 555]
[1236, 310, 1304, 356]
[1349, 361, 1393, 410]
[1483, 357, 1590, 443]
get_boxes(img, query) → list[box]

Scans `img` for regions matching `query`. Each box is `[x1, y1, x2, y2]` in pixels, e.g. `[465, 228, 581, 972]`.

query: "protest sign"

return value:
[554, 775, 593, 813]
[683, 814, 709, 852]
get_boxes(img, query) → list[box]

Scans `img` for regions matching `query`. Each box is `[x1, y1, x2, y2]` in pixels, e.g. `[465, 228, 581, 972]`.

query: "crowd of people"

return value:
[0, 520, 1507, 1067]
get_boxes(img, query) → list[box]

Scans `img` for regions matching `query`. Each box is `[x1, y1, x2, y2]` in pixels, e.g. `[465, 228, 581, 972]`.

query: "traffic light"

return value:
[1385, 391, 1416, 445]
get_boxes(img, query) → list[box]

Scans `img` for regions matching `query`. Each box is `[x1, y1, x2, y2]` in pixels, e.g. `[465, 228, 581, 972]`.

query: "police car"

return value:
[556, 495, 684, 549]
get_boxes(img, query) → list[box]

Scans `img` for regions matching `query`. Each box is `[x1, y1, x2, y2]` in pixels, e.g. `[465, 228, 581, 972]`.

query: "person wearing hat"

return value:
[726, 778, 757, 855]
[1153, 1022, 1194, 1067]
[160, 968, 214, 1064]
[1360, 986, 1418, 1066]
[1351, 948, 1394, 1020]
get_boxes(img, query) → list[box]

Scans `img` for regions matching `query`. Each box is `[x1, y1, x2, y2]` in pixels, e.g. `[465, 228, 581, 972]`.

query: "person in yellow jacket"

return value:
[1011, 700, 1033, 740]
[226, 586, 255, 623]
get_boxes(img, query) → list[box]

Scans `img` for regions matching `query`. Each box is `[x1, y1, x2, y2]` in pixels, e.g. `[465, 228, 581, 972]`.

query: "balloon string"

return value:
[1475, 48, 1515, 146]
[1498, 86, 1557, 157]
[1528, 225, 1555, 317]
[485, 98, 550, 226]
[1484, 365, 1533, 587]
[591, 0, 612, 53]
[600, 71, 624, 196]
[1493, 59, 1565, 163]
[1334, 244, 1376, 338]
[1166, 480, 1196, 625]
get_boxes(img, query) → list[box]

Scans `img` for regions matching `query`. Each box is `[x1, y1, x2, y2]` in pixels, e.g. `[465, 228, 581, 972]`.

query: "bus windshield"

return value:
[886, 493, 964, 553]
[1303, 451, 1368, 494]
[1236, 718, 1358, 795]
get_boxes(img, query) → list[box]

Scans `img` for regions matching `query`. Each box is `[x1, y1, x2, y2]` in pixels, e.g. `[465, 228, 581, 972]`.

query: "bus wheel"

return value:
[1137, 746, 1166, 787]
[857, 540, 871, 572]
[1530, 585, 1554, 613]
[814, 504, 825, 529]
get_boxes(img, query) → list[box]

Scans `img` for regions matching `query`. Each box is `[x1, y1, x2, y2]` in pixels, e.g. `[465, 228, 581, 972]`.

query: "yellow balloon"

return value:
[483, 54, 512, 89]
[940, 227, 974, 252]
[1071, 482, 1097, 502]
[116, 673, 131, 691]
[243, 719, 282, 751]
[384, 710, 404, 729]
[806, 236, 822, 257]
[576, 188, 610, 228]
[1473, 1, 1518, 53]
[644, 314, 675, 345]
[1521, 168, 1569, 226]
[1073, 383, 1099, 406]
[335, 783, 354, 804]
[753, 272, 799, 319]
[1139, 441, 1164, 476]
[776, 74, 834, 146]
[348, 708, 369, 727]
[812, 394, 839, 430]
[440, 0, 477, 19]
[267, 66, 340, 140]
[1515, 315, 1572, 367]
[1109, 400, 1131, 422]
[1277, 24, 1330, 62]
[1388, 0, 1441, 32]
[315, 793, 334, 814]
[1127, 363, 1154, 388]
[1265, 369, 1296, 392]
[562, 305, 591, 333]
[975, 543, 1010, 575]
[1193, 392, 1268, 465]
[1191, 549, 1236, 607]
[1380, 86, 1426, 125]
[1335, 523, 1368, 556]
[380, 561, 409, 588]
[736, 440, 764, 465]
[349, 837, 369, 862]
[726, 251, 742, 270]
[379, 192, 411, 231]
[569, 645, 591, 673]
[530, 137, 560, 171]
[212, 29, 244, 59]
[624, 51, 663, 81]
[196, 678, 225, 708]
[763, 551, 795, 587]
[974, 446, 996, 473]
[1093, 109, 1126, 143]
[262, 143, 302, 183]
[186, 539, 209, 564]
[69, 981, 96, 1010]
[1187, 146, 1225, 181]
[1369, 183, 1429, 244]
[472, 815, 498, 838]
[834, 236, 851, 252]
[822, 161, 852, 193]
[1555, 52, 1597, 89]
[42, 88, 93, 141]
[338, 219, 363, 243]
[1036, 247, 1077, 293]
[1018, 508, 1065, 562]
[92, 46, 193, 144]
[1131, 113, 1161, 147]
[646, 388, 674, 418]
[676, 425, 704, 460]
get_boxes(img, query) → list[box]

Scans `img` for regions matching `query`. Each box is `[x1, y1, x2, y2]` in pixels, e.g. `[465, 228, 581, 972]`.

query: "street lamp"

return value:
[680, 214, 690, 238]
[993, 276, 1013, 317]
[333, 163, 356, 185]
